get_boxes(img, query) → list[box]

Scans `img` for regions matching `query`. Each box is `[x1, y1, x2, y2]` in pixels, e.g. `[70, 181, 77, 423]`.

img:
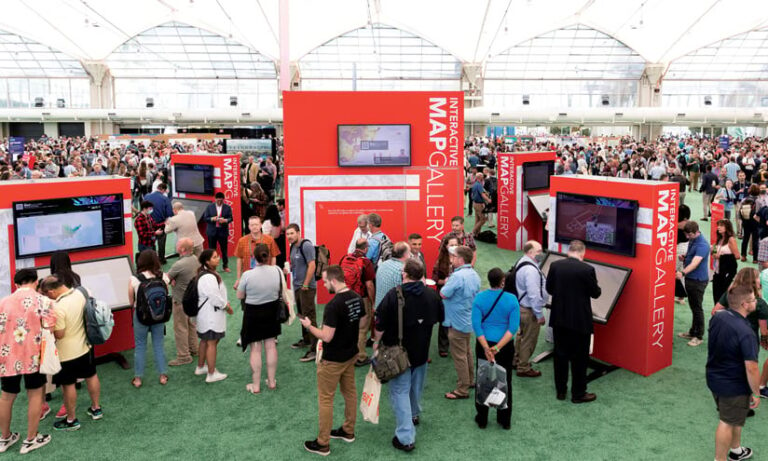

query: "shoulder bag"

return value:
[275, 267, 290, 324]
[372, 287, 411, 383]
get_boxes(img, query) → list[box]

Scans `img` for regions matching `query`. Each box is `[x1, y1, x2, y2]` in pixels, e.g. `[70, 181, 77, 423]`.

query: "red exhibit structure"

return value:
[496, 151, 557, 251]
[0, 176, 135, 365]
[283, 91, 464, 301]
[170, 153, 242, 257]
[548, 175, 678, 376]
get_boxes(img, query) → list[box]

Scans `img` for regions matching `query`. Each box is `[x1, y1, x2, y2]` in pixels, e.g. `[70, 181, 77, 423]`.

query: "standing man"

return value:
[301, 266, 363, 457]
[707, 286, 760, 461]
[347, 215, 371, 254]
[165, 201, 205, 256]
[470, 173, 492, 236]
[166, 238, 201, 366]
[374, 242, 411, 310]
[546, 240, 601, 404]
[134, 200, 163, 253]
[234, 215, 280, 289]
[701, 164, 720, 221]
[408, 234, 425, 266]
[366, 213, 391, 267]
[447, 216, 478, 266]
[286, 224, 318, 363]
[374, 259, 443, 452]
[201, 192, 233, 272]
[340, 239, 376, 367]
[676, 221, 710, 347]
[143, 183, 173, 264]
[511, 240, 548, 378]
[441, 246, 481, 400]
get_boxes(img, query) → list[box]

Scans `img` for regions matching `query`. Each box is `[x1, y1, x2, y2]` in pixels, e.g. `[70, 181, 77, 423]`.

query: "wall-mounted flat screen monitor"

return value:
[224, 139, 274, 157]
[338, 124, 411, 167]
[36, 256, 134, 311]
[13, 194, 125, 259]
[523, 160, 555, 191]
[554, 192, 639, 257]
[174, 164, 214, 195]
[539, 251, 631, 324]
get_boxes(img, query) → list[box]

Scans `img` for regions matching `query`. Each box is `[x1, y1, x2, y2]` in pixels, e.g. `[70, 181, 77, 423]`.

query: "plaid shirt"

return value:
[758, 237, 768, 263]
[445, 231, 477, 251]
[134, 212, 157, 247]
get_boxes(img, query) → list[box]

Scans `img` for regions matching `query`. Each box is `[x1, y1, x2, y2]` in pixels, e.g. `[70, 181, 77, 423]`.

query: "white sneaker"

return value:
[206, 370, 228, 383]
[19, 433, 51, 454]
[0, 433, 19, 453]
[687, 338, 703, 347]
[194, 366, 208, 376]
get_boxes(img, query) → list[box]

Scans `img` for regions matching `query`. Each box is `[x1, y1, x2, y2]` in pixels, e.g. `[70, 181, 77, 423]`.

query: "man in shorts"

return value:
[41, 275, 103, 432]
[706, 285, 761, 461]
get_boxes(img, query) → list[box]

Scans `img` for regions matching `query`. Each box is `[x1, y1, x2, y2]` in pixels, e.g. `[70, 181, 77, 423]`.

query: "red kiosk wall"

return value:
[497, 151, 557, 250]
[548, 176, 678, 376]
[170, 154, 241, 256]
[283, 91, 464, 302]
[0, 177, 135, 358]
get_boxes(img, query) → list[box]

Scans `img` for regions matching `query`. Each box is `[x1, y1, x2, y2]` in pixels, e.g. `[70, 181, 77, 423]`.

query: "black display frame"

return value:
[522, 160, 555, 191]
[337, 123, 412, 167]
[173, 163, 215, 195]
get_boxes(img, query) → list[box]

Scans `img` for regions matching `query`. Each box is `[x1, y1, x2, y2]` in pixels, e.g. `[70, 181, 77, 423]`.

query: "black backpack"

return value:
[503, 260, 543, 300]
[475, 230, 497, 243]
[182, 273, 207, 317]
[298, 239, 330, 281]
[135, 274, 172, 325]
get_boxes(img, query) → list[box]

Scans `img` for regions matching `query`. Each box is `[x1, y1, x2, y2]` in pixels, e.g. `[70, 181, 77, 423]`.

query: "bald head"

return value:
[172, 201, 184, 214]
[355, 238, 369, 251]
[523, 240, 542, 258]
[177, 238, 194, 255]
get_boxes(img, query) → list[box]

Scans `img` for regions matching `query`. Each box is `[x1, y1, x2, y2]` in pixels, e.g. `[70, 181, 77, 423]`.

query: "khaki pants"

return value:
[471, 203, 486, 235]
[514, 307, 541, 372]
[448, 328, 474, 396]
[172, 300, 198, 360]
[316, 357, 357, 446]
[357, 298, 372, 362]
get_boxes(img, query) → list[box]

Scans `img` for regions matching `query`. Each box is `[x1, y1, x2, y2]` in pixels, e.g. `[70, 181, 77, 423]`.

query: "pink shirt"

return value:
[0, 287, 56, 377]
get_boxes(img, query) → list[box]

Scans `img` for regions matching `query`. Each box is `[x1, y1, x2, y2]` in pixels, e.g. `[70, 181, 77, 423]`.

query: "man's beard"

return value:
[327, 285, 335, 294]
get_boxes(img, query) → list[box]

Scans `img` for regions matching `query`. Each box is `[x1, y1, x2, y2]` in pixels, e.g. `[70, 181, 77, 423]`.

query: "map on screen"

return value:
[17, 210, 103, 255]
[338, 124, 411, 166]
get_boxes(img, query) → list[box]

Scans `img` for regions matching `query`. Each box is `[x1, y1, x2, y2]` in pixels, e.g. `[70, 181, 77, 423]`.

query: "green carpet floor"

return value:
[8, 188, 766, 460]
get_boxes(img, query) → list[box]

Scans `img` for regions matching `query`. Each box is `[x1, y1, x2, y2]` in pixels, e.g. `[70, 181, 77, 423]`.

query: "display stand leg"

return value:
[95, 353, 130, 370]
[532, 349, 554, 363]
[586, 359, 619, 383]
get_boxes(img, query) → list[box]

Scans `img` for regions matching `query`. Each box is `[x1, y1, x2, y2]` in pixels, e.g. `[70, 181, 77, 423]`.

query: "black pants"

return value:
[741, 220, 759, 260]
[684, 278, 707, 339]
[156, 231, 167, 263]
[553, 327, 590, 399]
[474, 340, 513, 427]
[207, 233, 229, 269]
[712, 254, 737, 303]
[437, 324, 449, 354]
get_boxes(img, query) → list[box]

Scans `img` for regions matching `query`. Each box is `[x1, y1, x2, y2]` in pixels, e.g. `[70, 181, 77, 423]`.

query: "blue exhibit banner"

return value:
[9, 136, 24, 160]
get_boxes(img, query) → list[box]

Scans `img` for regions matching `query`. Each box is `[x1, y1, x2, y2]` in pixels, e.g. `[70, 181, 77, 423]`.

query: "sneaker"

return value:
[365, 338, 374, 348]
[53, 419, 80, 431]
[329, 427, 355, 443]
[304, 439, 330, 456]
[86, 406, 103, 420]
[19, 433, 51, 454]
[168, 357, 193, 366]
[392, 436, 415, 452]
[205, 371, 228, 383]
[687, 338, 703, 347]
[678, 332, 693, 340]
[729, 447, 753, 460]
[0, 433, 19, 453]
[291, 340, 308, 349]
[299, 350, 317, 363]
[759, 387, 768, 399]
[40, 403, 51, 421]
[194, 365, 208, 376]
[55, 404, 67, 419]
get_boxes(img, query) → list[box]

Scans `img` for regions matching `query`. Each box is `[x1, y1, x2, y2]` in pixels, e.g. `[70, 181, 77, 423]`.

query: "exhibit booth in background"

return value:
[496, 151, 557, 251]
[546, 175, 678, 377]
[0, 176, 135, 366]
[283, 91, 464, 302]
[170, 153, 241, 257]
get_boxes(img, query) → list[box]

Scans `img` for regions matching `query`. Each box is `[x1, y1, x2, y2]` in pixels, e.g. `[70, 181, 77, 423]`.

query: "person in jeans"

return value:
[286, 224, 318, 363]
[0, 269, 54, 454]
[676, 221, 710, 347]
[441, 246, 481, 400]
[128, 250, 169, 388]
[374, 259, 443, 452]
[472, 268, 520, 430]
[301, 266, 363, 456]
[167, 238, 201, 366]
[510, 240, 548, 377]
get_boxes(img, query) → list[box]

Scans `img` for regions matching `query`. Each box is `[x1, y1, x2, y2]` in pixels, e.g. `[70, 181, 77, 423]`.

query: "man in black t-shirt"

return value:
[301, 265, 363, 457]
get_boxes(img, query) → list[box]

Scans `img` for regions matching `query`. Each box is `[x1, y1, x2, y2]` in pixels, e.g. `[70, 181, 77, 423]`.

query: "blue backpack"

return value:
[75, 287, 114, 345]
[135, 274, 172, 325]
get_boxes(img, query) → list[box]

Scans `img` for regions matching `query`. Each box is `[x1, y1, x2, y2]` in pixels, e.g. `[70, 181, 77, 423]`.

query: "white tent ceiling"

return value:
[1, 0, 768, 67]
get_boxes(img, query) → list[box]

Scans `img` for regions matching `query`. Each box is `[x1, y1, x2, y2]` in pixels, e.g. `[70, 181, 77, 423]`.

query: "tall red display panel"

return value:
[170, 153, 241, 256]
[496, 151, 557, 250]
[283, 92, 464, 301]
[548, 176, 678, 376]
[0, 176, 135, 359]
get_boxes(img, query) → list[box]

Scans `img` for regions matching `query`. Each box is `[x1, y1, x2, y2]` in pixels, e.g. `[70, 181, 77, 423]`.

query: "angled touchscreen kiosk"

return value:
[36, 256, 134, 311]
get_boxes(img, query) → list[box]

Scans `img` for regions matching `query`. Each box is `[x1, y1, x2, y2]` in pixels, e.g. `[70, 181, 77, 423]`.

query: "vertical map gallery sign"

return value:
[496, 153, 515, 249]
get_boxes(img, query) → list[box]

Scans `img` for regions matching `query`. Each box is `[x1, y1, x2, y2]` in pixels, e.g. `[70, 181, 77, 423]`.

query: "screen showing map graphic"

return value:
[13, 194, 124, 258]
[338, 124, 411, 167]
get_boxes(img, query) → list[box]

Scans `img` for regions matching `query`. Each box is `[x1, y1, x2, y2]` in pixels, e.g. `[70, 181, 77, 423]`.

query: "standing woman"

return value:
[432, 236, 460, 358]
[236, 243, 283, 394]
[711, 219, 739, 304]
[740, 185, 760, 263]
[195, 249, 234, 383]
[128, 250, 169, 388]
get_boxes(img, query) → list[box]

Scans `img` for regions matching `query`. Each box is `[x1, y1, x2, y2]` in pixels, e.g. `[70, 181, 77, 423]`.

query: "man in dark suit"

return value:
[201, 192, 233, 272]
[545, 240, 601, 404]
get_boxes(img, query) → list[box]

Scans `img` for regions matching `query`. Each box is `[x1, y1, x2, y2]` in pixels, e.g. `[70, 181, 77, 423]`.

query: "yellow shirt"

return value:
[54, 288, 91, 362]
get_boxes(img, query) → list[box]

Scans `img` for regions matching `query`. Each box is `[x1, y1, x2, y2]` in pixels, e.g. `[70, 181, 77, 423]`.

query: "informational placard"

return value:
[9, 136, 24, 161]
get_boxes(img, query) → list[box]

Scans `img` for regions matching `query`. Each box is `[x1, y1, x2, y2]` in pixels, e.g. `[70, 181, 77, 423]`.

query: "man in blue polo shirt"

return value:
[707, 285, 761, 461]
[676, 221, 709, 346]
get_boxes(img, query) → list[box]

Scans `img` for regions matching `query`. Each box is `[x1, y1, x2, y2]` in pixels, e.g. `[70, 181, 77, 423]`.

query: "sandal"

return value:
[444, 391, 469, 400]
[131, 377, 142, 388]
[159, 374, 169, 386]
[246, 383, 260, 394]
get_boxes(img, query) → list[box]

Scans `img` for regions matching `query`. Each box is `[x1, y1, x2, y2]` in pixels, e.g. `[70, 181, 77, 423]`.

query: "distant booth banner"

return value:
[0, 176, 135, 365]
[170, 153, 242, 257]
[546, 176, 678, 377]
[496, 151, 557, 251]
[283, 91, 464, 302]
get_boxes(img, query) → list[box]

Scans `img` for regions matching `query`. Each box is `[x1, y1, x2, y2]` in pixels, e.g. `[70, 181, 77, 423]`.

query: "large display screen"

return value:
[36, 256, 134, 310]
[523, 160, 555, 191]
[540, 251, 632, 324]
[338, 124, 411, 167]
[174, 164, 214, 195]
[224, 139, 274, 156]
[555, 192, 638, 257]
[13, 194, 124, 258]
